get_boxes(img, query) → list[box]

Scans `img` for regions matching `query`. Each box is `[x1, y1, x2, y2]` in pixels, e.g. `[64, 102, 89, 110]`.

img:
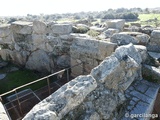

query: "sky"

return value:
[0, 0, 159, 16]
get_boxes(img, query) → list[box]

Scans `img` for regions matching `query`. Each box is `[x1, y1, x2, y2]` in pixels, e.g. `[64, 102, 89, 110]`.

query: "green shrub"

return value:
[87, 30, 100, 37]
[72, 26, 89, 33]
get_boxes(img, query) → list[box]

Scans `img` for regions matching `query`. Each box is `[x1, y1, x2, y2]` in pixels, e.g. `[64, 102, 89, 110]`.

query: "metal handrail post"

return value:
[47, 78, 51, 95]
[15, 90, 23, 115]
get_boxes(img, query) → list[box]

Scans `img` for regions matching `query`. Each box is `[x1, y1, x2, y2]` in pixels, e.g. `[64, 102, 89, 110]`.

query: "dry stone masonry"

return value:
[0, 19, 160, 120]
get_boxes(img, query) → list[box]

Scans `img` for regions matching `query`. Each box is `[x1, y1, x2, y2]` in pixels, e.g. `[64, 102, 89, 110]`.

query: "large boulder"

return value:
[25, 50, 54, 72]
[107, 19, 125, 31]
[111, 32, 150, 46]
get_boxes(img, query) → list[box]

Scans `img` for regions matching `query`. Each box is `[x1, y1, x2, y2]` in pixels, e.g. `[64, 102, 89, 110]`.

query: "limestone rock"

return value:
[151, 30, 160, 39]
[114, 43, 142, 64]
[25, 50, 54, 72]
[0, 35, 13, 45]
[11, 21, 33, 34]
[107, 19, 125, 31]
[142, 64, 160, 83]
[49, 24, 72, 35]
[91, 44, 141, 91]
[134, 45, 148, 63]
[147, 30, 160, 52]
[33, 21, 47, 34]
[0, 49, 11, 61]
[90, 26, 107, 32]
[23, 75, 97, 120]
[102, 28, 119, 38]
[70, 37, 117, 61]
[148, 52, 160, 60]
[32, 34, 46, 46]
[111, 32, 150, 46]
[10, 50, 29, 66]
[57, 55, 70, 68]
[0, 24, 11, 38]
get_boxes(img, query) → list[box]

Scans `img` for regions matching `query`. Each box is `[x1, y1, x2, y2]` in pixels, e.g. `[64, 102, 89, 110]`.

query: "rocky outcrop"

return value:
[111, 32, 150, 46]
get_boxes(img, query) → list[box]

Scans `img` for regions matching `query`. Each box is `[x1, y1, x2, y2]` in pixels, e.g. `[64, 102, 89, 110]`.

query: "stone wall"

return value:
[23, 43, 142, 120]
[70, 37, 117, 76]
[0, 21, 118, 74]
[0, 21, 73, 73]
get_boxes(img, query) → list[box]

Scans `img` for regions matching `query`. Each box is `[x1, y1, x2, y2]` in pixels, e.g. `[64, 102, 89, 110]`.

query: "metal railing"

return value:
[0, 62, 87, 120]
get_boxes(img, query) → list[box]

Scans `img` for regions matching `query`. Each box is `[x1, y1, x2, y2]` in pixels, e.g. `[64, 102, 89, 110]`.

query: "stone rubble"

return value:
[0, 19, 160, 120]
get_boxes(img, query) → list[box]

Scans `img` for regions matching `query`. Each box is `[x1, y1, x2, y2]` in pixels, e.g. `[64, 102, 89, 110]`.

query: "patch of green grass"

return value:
[0, 69, 46, 95]
[138, 14, 160, 27]
[138, 14, 160, 21]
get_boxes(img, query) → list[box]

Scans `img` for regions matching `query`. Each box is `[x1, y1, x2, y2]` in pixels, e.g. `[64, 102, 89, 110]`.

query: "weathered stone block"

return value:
[23, 75, 97, 120]
[91, 44, 141, 91]
[107, 19, 125, 31]
[25, 50, 54, 72]
[71, 58, 83, 77]
[0, 24, 11, 38]
[33, 21, 47, 34]
[11, 21, 33, 34]
[111, 32, 150, 46]
[134, 45, 148, 63]
[70, 37, 117, 61]
[49, 24, 72, 35]
[142, 64, 160, 83]
[151, 30, 160, 39]
[32, 34, 46, 46]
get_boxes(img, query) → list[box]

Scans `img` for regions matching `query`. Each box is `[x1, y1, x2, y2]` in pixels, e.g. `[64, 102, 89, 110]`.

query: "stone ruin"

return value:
[0, 19, 160, 120]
